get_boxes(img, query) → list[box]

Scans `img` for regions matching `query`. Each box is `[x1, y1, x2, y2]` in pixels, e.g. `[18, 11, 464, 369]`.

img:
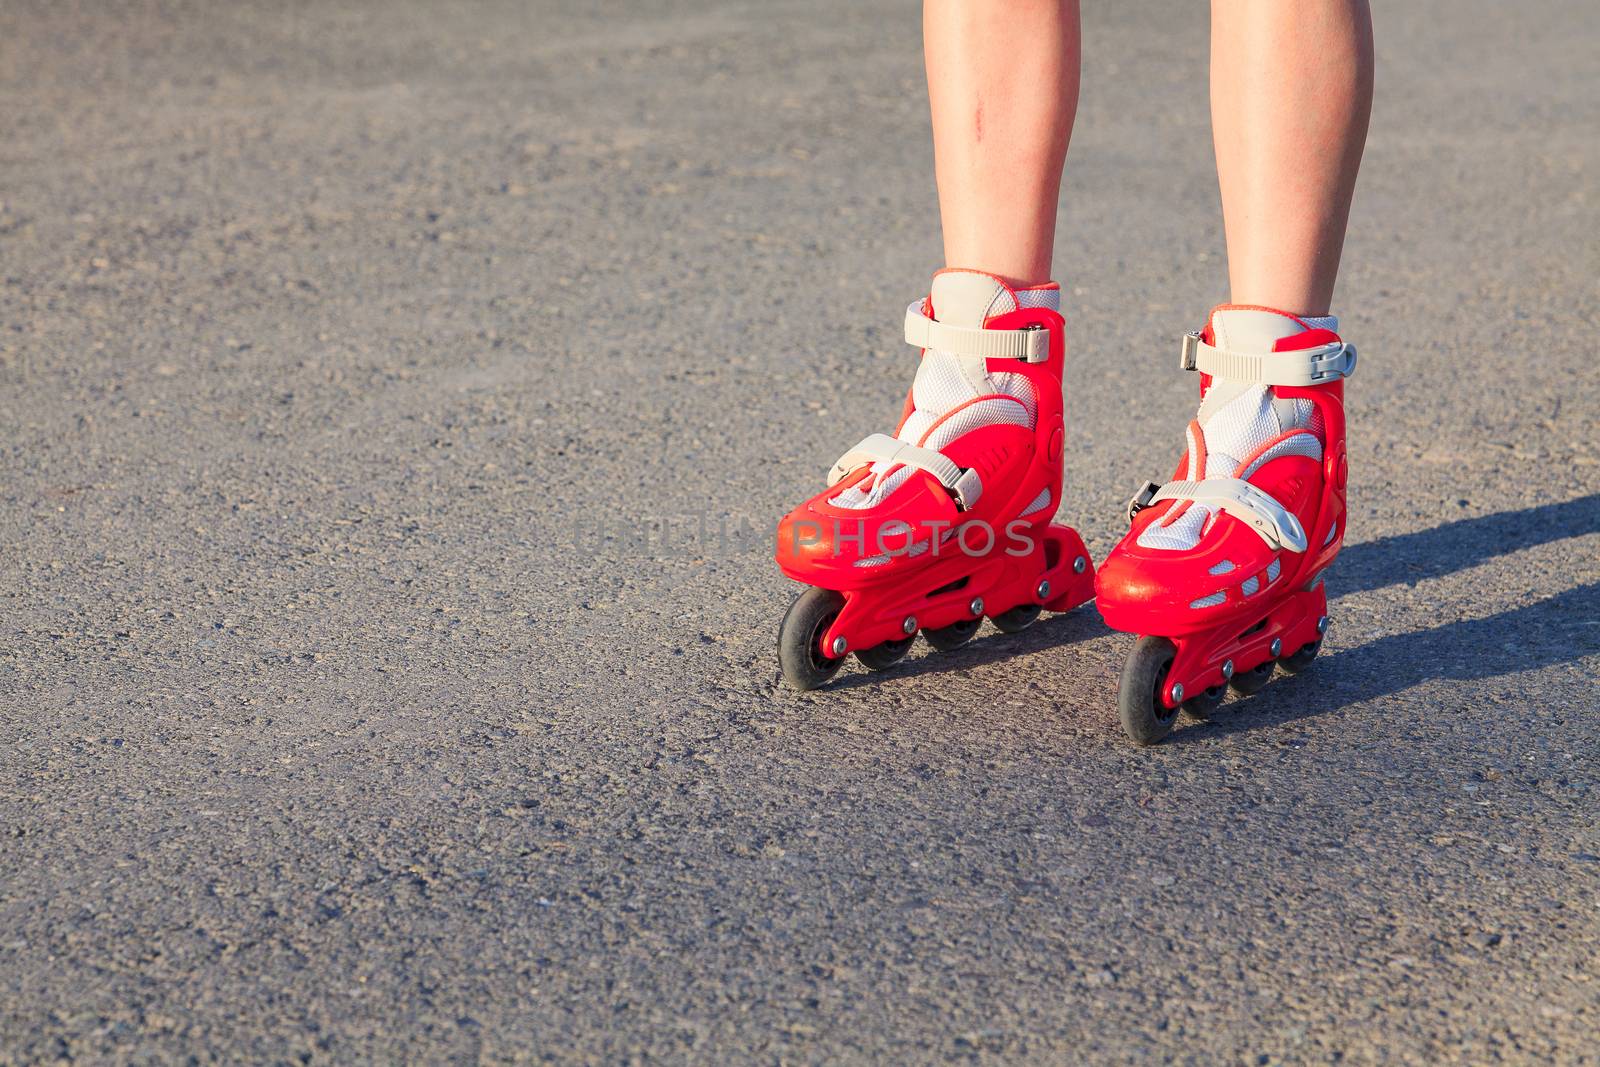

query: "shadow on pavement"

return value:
[1165, 493, 1600, 741]
[822, 601, 1112, 691]
[1336, 493, 1600, 597]
[1169, 579, 1600, 743]
[816, 494, 1600, 708]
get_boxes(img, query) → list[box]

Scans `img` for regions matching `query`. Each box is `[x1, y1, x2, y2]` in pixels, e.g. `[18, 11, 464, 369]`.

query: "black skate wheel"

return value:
[1279, 638, 1322, 675]
[1228, 659, 1275, 696]
[990, 603, 1041, 634]
[1181, 684, 1227, 721]
[778, 587, 846, 691]
[1118, 635, 1181, 746]
[924, 617, 981, 651]
[856, 636, 914, 672]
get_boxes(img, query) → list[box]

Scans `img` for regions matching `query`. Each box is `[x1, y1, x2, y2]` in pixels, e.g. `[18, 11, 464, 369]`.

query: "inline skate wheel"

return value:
[924, 616, 981, 651]
[1118, 635, 1180, 745]
[778, 587, 846, 691]
[1278, 638, 1322, 675]
[990, 604, 1041, 634]
[1228, 659, 1275, 696]
[1181, 684, 1227, 721]
[856, 636, 914, 672]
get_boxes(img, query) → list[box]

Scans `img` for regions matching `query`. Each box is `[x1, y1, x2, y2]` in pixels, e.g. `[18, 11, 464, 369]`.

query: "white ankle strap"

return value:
[1180, 331, 1356, 386]
[829, 432, 984, 511]
[1130, 477, 1309, 553]
[905, 303, 1050, 363]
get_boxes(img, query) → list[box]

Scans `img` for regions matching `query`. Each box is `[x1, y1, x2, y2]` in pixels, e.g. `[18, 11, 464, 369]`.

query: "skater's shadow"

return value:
[1335, 493, 1600, 597]
[1167, 579, 1600, 743]
[824, 604, 1112, 691]
[822, 493, 1600, 703]
[1165, 493, 1600, 741]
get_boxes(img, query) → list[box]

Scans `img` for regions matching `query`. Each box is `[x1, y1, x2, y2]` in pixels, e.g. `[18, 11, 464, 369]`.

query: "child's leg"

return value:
[1092, 1, 1373, 742]
[1210, 0, 1374, 314]
[774, 2, 1092, 689]
[924, 0, 1080, 286]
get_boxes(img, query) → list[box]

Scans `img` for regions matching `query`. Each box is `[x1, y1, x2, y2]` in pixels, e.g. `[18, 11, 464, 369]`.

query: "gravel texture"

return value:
[2, 0, 1597, 1062]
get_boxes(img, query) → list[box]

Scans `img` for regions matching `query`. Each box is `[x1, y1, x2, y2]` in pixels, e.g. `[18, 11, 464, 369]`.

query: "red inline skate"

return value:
[1096, 305, 1357, 743]
[774, 269, 1097, 690]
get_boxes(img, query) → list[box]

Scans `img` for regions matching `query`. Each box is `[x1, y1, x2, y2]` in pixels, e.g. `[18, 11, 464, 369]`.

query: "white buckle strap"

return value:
[1135, 477, 1309, 553]
[904, 303, 1049, 363]
[1180, 332, 1356, 386]
[828, 432, 983, 510]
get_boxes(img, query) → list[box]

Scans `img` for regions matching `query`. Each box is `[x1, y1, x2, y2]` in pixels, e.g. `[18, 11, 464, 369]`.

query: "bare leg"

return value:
[924, 0, 1080, 287]
[1211, 0, 1374, 315]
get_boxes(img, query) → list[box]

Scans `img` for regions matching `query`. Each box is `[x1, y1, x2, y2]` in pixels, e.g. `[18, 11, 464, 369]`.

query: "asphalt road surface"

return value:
[3, 0, 1597, 1062]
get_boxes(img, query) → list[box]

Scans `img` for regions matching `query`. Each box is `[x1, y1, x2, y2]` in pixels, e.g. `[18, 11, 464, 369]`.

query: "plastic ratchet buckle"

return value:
[1180, 332, 1357, 386]
[1126, 480, 1164, 524]
[827, 432, 984, 510]
[1143, 477, 1310, 553]
[904, 304, 1050, 363]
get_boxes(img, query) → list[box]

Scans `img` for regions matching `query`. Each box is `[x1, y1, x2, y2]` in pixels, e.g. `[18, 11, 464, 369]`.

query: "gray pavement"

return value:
[2, 0, 1597, 1062]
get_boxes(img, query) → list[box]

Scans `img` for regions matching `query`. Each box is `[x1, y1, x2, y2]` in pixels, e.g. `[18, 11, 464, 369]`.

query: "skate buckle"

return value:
[828, 432, 984, 510]
[1144, 478, 1309, 553]
[1181, 333, 1358, 386]
[1307, 342, 1358, 383]
[904, 304, 1051, 363]
[1126, 481, 1163, 524]
[1019, 323, 1049, 363]
[1180, 332, 1202, 372]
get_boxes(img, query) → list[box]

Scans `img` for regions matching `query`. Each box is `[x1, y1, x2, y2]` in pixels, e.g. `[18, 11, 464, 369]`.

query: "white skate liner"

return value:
[833, 279, 1058, 514]
[1137, 348, 1325, 554]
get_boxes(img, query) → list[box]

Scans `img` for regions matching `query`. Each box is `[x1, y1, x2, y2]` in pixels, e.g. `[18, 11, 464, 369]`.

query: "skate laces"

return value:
[831, 278, 1058, 512]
